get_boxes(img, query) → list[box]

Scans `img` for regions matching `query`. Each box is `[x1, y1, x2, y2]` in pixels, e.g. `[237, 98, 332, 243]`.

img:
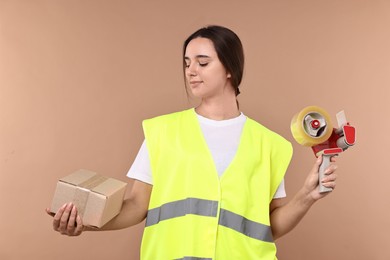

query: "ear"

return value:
[227, 73, 231, 78]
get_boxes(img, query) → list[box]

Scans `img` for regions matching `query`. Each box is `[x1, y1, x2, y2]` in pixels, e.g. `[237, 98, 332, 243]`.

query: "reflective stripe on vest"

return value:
[175, 256, 213, 260]
[145, 197, 218, 227]
[219, 208, 273, 242]
[145, 197, 273, 243]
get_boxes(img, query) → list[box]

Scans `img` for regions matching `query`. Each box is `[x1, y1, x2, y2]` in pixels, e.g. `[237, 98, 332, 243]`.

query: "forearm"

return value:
[270, 155, 338, 240]
[270, 188, 316, 240]
[85, 197, 147, 231]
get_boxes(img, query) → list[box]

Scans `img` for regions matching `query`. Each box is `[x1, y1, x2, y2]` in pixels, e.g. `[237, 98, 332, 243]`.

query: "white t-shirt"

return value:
[127, 112, 286, 199]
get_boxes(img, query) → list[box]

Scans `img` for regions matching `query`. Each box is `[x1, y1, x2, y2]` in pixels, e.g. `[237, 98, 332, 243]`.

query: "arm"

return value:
[270, 155, 338, 240]
[46, 179, 152, 236]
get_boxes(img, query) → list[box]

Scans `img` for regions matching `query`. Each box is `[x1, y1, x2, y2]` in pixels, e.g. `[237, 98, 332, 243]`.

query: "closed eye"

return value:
[184, 62, 208, 68]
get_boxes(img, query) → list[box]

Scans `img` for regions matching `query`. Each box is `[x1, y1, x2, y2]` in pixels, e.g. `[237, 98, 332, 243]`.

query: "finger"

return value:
[322, 180, 336, 189]
[312, 155, 323, 174]
[74, 215, 84, 236]
[46, 208, 55, 217]
[59, 203, 73, 232]
[316, 155, 323, 167]
[324, 164, 338, 175]
[67, 205, 77, 234]
[53, 203, 67, 231]
[322, 173, 338, 183]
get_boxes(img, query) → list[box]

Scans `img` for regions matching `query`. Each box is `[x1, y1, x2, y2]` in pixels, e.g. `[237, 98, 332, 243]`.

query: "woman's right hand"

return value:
[46, 202, 84, 236]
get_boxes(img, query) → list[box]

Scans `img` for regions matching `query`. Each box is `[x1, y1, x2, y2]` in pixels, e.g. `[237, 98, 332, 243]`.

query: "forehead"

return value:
[185, 37, 217, 58]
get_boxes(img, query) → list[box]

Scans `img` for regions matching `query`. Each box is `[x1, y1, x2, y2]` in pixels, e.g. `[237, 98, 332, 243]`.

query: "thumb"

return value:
[46, 208, 55, 217]
[313, 155, 323, 173]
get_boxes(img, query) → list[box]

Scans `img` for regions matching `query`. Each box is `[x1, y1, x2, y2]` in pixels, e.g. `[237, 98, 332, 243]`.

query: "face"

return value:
[184, 37, 232, 99]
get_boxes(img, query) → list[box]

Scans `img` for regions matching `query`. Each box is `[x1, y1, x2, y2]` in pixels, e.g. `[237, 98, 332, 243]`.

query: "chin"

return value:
[189, 88, 202, 97]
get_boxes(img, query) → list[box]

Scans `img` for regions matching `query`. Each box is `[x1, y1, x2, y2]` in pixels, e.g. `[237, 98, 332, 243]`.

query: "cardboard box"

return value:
[50, 169, 127, 228]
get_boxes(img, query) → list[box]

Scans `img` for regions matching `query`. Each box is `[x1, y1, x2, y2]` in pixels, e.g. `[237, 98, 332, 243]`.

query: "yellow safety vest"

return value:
[141, 109, 292, 260]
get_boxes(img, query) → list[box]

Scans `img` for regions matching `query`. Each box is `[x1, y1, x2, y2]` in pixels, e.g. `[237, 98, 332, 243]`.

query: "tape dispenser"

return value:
[290, 106, 356, 193]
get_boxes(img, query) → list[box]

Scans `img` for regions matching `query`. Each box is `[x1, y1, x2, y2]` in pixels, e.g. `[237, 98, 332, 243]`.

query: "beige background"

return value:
[1, 0, 389, 259]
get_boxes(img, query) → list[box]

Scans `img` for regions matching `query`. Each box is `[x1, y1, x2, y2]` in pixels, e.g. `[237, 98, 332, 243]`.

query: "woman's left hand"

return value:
[303, 155, 338, 201]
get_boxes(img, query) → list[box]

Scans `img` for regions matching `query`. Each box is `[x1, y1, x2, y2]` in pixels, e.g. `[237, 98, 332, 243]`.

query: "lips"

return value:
[189, 81, 203, 86]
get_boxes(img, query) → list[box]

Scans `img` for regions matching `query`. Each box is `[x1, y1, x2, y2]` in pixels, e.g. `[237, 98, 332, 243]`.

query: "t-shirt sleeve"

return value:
[126, 139, 153, 185]
[273, 179, 286, 199]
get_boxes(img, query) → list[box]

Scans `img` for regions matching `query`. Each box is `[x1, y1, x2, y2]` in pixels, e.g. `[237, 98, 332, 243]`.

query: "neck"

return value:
[195, 94, 240, 120]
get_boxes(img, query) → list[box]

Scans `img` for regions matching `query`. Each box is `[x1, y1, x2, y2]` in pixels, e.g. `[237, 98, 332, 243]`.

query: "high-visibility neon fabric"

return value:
[141, 109, 293, 260]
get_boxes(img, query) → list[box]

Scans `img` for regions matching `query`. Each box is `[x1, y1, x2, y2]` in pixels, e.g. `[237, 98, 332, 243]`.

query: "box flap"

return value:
[60, 169, 97, 186]
[59, 169, 127, 197]
[92, 178, 127, 197]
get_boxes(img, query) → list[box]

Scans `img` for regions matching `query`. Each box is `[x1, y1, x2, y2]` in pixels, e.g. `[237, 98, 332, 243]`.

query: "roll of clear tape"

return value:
[290, 106, 333, 146]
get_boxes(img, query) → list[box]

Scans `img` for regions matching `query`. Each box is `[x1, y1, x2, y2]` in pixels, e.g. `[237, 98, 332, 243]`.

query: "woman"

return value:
[47, 25, 337, 259]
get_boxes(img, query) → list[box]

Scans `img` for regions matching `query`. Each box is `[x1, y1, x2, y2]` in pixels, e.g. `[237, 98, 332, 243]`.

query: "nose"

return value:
[186, 63, 197, 77]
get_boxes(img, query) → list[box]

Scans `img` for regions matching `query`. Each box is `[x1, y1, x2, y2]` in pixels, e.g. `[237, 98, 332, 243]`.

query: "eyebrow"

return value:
[184, 55, 211, 60]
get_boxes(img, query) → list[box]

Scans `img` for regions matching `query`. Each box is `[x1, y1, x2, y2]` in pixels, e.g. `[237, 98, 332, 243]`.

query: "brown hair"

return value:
[183, 25, 245, 96]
